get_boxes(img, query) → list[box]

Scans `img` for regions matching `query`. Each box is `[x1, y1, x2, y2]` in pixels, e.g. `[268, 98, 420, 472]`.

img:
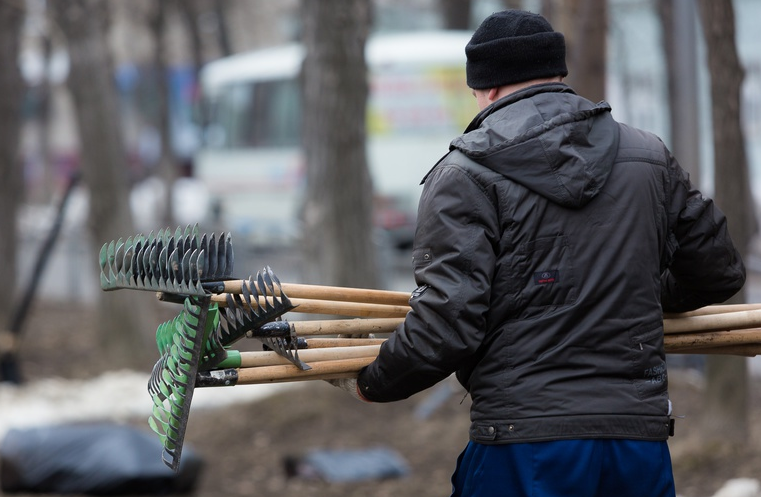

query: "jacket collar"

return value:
[464, 82, 576, 134]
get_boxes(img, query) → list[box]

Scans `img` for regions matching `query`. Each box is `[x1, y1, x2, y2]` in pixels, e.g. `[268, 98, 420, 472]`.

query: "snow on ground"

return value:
[0, 370, 300, 440]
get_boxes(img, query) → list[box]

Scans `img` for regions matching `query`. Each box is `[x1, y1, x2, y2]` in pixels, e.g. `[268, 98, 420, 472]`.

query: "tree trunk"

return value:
[299, 0, 379, 290]
[51, 0, 156, 371]
[148, 0, 177, 227]
[657, 0, 702, 183]
[439, 0, 472, 30]
[212, 0, 233, 57]
[0, 2, 24, 314]
[696, 0, 755, 444]
[0, 0, 24, 347]
[552, 0, 607, 102]
[502, 0, 524, 10]
[177, 0, 205, 78]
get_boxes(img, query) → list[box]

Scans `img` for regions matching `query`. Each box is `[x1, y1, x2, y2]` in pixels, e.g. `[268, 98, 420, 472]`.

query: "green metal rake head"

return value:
[148, 295, 217, 470]
[100, 225, 304, 471]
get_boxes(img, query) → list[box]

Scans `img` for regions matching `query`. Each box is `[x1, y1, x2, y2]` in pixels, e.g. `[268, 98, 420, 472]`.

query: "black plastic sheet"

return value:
[0, 422, 203, 495]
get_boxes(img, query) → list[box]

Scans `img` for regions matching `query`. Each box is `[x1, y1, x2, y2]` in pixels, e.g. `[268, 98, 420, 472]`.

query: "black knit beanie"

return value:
[466, 10, 568, 89]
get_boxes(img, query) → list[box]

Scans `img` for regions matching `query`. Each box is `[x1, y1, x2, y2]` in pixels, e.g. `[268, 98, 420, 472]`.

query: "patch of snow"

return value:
[0, 370, 300, 440]
[711, 478, 761, 497]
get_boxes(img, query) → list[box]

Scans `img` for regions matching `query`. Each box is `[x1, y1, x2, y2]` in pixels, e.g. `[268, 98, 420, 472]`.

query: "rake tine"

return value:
[224, 232, 233, 277]
[243, 276, 267, 315]
[145, 236, 159, 289]
[148, 354, 169, 402]
[261, 334, 311, 371]
[214, 233, 224, 276]
[134, 238, 145, 289]
[119, 236, 135, 287]
[223, 293, 240, 327]
[180, 226, 192, 256]
[177, 248, 190, 292]
[265, 266, 281, 291]
[99, 243, 112, 290]
[98, 241, 107, 273]
[198, 234, 208, 278]
[130, 237, 143, 287]
[180, 249, 201, 295]
[195, 247, 207, 283]
[188, 225, 199, 256]
[155, 228, 165, 245]
[157, 246, 170, 292]
[106, 240, 119, 289]
[207, 233, 217, 277]
[140, 238, 154, 290]
[165, 234, 176, 275]
[168, 248, 183, 293]
[190, 249, 205, 296]
[149, 243, 162, 290]
[259, 269, 274, 298]
[219, 232, 232, 278]
[186, 250, 198, 292]
[113, 238, 125, 275]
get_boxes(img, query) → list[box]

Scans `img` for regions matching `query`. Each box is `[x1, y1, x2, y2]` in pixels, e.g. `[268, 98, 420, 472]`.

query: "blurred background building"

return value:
[11, 0, 761, 301]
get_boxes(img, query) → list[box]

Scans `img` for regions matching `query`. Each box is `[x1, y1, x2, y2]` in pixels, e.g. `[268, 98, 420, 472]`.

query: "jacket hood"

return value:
[449, 83, 620, 208]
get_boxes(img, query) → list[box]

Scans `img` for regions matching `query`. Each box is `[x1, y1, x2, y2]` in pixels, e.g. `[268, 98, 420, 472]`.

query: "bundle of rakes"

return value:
[99, 225, 761, 471]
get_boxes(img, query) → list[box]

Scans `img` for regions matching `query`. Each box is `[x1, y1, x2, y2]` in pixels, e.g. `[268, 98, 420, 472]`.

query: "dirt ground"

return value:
[6, 300, 761, 497]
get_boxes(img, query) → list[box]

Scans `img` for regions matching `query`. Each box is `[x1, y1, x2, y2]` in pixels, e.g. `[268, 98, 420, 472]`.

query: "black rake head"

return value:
[99, 224, 234, 296]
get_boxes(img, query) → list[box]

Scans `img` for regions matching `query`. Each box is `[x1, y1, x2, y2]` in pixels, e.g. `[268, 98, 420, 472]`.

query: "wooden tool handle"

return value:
[236, 357, 375, 384]
[222, 280, 411, 306]
[664, 328, 761, 348]
[664, 303, 761, 319]
[210, 294, 410, 318]
[665, 344, 761, 356]
[290, 317, 402, 336]
[664, 309, 761, 334]
[300, 337, 386, 348]
[238, 344, 381, 368]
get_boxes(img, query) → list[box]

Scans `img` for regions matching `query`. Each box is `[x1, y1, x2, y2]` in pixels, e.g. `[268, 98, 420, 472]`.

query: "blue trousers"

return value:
[451, 439, 676, 497]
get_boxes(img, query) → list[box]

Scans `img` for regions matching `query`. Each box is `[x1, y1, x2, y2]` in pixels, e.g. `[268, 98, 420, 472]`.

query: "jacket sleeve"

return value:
[660, 151, 746, 313]
[357, 162, 499, 402]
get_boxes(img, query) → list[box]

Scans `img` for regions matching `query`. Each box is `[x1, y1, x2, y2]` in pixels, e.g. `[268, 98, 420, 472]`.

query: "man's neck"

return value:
[494, 76, 564, 101]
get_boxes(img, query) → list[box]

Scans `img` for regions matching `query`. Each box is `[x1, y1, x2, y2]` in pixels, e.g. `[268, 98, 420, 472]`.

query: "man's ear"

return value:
[488, 88, 499, 101]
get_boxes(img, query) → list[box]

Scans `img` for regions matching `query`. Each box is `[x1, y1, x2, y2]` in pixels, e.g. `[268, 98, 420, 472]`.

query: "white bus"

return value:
[195, 30, 478, 248]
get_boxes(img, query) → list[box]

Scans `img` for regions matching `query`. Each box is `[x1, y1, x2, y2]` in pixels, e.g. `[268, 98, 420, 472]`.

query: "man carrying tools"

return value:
[329, 9, 746, 497]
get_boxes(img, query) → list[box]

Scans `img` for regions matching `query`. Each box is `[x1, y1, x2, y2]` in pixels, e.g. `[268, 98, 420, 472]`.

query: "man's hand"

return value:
[326, 378, 370, 402]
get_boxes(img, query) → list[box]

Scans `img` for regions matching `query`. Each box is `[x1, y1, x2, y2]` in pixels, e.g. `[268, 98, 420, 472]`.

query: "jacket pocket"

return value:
[629, 325, 668, 401]
[509, 235, 577, 313]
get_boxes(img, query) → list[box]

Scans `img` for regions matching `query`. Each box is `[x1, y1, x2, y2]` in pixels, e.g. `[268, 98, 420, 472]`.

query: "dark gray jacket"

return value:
[358, 83, 745, 444]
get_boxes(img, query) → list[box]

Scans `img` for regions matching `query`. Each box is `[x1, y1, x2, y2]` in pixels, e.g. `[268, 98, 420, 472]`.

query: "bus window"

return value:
[206, 78, 300, 148]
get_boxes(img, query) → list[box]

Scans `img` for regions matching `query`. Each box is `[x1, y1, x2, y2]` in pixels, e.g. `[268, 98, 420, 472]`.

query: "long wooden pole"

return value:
[209, 294, 411, 318]
[288, 317, 402, 336]
[664, 303, 761, 318]
[225, 344, 382, 368]
[218, 280, 411, 306]
[666, 344, 761, 356]
[664, 309, 761, 334]
[236, 357, 374, 384]
[664, 328, 761, 349]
